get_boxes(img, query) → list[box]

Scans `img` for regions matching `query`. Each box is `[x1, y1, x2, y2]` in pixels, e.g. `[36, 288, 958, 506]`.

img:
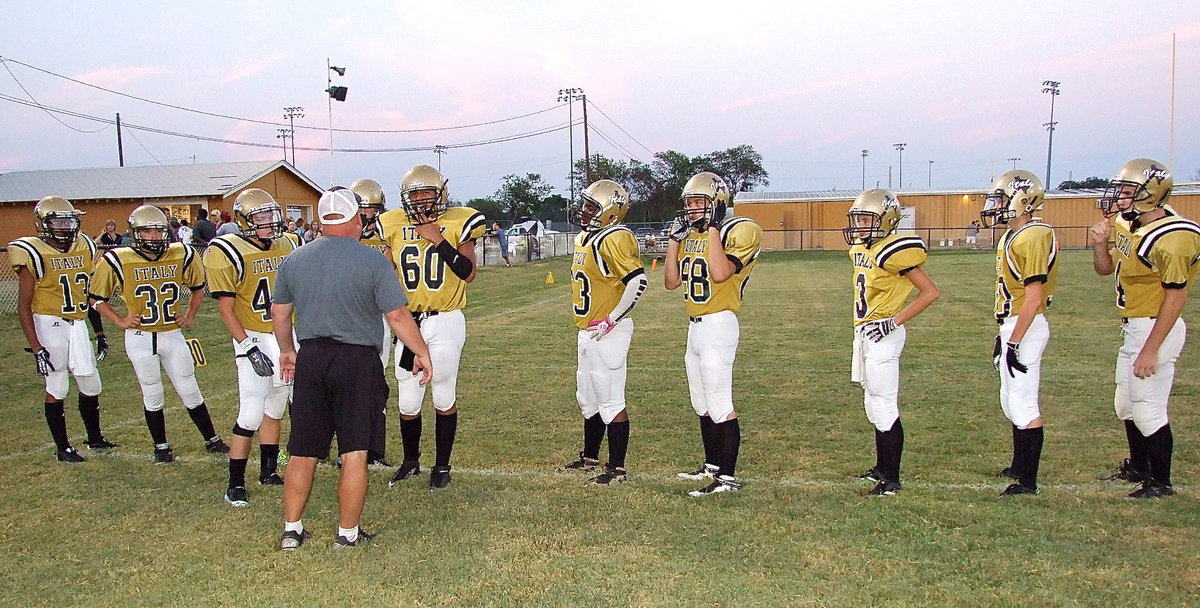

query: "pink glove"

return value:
[587, 317, 616, 341]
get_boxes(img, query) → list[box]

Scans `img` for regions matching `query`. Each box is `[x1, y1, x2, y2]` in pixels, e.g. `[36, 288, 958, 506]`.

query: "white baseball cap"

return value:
[318, 188, 360, 225]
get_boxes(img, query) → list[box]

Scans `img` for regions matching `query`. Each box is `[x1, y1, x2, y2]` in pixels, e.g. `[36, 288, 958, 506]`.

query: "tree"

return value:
[464, 197, 504, 226]
[492, 173, 553, 222]
[1057, 176, 1107, 189]
[701, 145, 770, 194]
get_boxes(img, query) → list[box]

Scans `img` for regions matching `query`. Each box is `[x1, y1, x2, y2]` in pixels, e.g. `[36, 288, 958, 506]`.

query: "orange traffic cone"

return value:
[651, 258, 658, 271]
[545, 271, 555, 284]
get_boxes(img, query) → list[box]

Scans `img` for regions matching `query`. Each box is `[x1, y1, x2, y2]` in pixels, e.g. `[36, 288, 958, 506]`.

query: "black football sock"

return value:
[435, 411, 458, 467]
[606, 419, 630, 469]
[260, 444, 280, 478]
[699, 415, 719, 467]
[1009, 424, 1021, 474]
[873, 428, 884, 473]
[582, 413, 605, 461]
[1145, 424, 1173, 486]
[879, 419, 904, 483]
[716, 418, 741, 478]
[77, 393, 103, 444]
[400, 416, 422, 462]
[1124, 420, 1150, 475]
[229, 458, 248, 489]
[186, 402, 218, 441]
[1017, 426, 1043, 490]
[44, 400, 71, 451]
[144, 409, 168, 446]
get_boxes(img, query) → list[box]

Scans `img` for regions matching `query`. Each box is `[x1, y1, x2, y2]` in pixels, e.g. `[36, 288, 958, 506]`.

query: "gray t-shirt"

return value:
[273, 235, 407, 353]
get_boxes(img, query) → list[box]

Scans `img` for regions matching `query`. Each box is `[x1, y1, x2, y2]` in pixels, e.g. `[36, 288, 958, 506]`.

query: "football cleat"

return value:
[153, 447, 175, 464]
[205, 437, 231, 454]
[429, 465, 452, 490]
[857, 468, 883, 483]
[557, 452, 601, 473]
[1099, 459, 1149, 483]
[1127, 481, 1175, 499]
[388, 460, 421, 486]
[224, 486, 249, 507]
[688, 475, 743, 497]
[86, 438, 119, 450]
[56, 446, 86, 463]
[997, 467, 1020, 480]
[999, 482, 1039, 497]
[259, 472, 284, 486]
[587, 465, 627, 486]
[333, 529, 375, 549]
[279, 529, 311, 551]
[866, 480, 902, 497]
[677, 463, 719, 480]
[368, 456, 392, 468]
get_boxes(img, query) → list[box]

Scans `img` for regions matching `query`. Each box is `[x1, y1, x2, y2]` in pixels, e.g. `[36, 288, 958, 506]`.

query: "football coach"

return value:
[271, 187, 432, 550]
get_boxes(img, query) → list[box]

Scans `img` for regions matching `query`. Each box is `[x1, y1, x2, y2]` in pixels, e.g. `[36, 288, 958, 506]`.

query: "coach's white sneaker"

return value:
[677, 463, 719, 480]
[688, 475, 742, 497]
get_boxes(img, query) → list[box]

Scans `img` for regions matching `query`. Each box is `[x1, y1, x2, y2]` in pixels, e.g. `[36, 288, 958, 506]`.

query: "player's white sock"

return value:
[285, 520, 303, 534]
[338, 526, 359, 542]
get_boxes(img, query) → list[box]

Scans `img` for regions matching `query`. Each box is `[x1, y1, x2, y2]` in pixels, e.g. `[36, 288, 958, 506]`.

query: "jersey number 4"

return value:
[398, 244, 446, 291]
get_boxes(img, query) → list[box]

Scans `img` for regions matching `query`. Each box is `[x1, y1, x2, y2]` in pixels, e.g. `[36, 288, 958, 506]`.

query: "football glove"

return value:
[587, 317, 617, 341]
[862, 318, 897, 343]
[95, 335, 108, 362]
[29, 347, 54, 376]
[708, 200, 727, 229]
[1004, 341, 1028, 377]
[245, 346, 275, 378]
[992, 334, 1002, 371]
[667, 217, 692, 242]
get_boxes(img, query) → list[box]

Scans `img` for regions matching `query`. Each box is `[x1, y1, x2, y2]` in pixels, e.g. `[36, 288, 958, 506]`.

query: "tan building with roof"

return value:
[0, 160, 321, 245]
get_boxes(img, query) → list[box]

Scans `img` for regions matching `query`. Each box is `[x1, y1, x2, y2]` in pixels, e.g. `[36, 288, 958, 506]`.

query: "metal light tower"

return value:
[1042, 80, 1060, 190]
[1007, 157, 1021, 170]
[557, 87, 584, 204]
[283, 106, 304, 165]
[326, 60, 348, 187]
[927, 160, 933, 188]
[893, 143, 906, 189]
[861, 149, 868, 190]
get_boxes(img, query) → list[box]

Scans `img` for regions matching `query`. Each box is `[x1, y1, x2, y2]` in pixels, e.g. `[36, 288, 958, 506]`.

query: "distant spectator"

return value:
[168, 217, 182, 243]
[286, 217, 297, 234]
[98, 219, 124, 252]
[192, 209, 217, 248]
[177, 219, 193, 244]
[966, 220, 980, 248]
[295, 218, 307, 243]
[217, 210, 239, 236]
[303, 220, 322, 244]
[493, 221, 511, 267]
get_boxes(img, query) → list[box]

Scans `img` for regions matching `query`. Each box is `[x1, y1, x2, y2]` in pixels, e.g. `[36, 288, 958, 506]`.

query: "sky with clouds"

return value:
[2, 1, 1198, 202]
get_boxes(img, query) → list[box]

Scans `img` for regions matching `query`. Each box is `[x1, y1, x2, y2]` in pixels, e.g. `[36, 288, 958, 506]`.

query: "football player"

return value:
[844, 189, 939, 497]
[203, 189, 301, 507]
[981, 171, 1058, 497]
[11, 196, 115, 462]
[349, 178, 395, 466]
[378, 165, 487, 489]
[89, 205, 227, 463]
[1090, 158, 1198, 499]
[558, 180, 646, 485]
[664, 172, 762, 496]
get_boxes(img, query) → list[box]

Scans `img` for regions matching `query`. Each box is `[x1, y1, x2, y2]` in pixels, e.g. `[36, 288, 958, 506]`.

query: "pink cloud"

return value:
[72, 66, 168, 89]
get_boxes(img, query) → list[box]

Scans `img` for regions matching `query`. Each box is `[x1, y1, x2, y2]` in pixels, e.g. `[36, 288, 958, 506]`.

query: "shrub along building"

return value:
[0, 160, 322, 245]
[733, 185, 1200, 251]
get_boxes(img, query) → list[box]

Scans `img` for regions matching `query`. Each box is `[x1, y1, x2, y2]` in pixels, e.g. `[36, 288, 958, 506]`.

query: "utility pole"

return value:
[277, 128, 291, 160]
[557, 88, 584, 204]
[283, 106, 304, 165]
[1042, 80, 1060, 190]
[581, 93, 591, 183]
[927, 160, 933, 188]
[434, 145, 447, 172]
[893, 143, 906, 188]
[116, 113, 125, 167]
[861, 149, 868, 190]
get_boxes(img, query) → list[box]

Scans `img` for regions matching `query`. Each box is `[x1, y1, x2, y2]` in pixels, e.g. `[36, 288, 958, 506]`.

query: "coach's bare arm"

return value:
[271, 302, 299, 383]
[385, 306, 433, 385]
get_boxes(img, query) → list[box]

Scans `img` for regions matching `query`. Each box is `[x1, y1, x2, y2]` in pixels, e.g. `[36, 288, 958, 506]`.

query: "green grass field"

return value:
[0, 249, 1197, 607]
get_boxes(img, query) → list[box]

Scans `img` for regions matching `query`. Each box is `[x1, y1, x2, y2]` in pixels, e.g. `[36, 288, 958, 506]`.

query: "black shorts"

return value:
[287, 338, 389, 459]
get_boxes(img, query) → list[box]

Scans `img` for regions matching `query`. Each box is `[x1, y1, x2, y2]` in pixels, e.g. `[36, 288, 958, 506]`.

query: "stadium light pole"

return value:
[326, 60, 348, 187]
[557, 87, 584, 205]
[927, 160, 933, 188]
[283, 106, 304, 165]
[1042, 80, 1060, 190]
[893, 143, 906, 189]
[1008, 157, 1021, 170]
[861, 149, 868, 190]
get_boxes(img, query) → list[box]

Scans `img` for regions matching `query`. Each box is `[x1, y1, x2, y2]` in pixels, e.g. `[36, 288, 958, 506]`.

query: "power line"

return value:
[585, 99, 655, 156]
[2, 57, 107, 134]
[588, 123, 643, 163]
[0, 55, 567, 134]
[124, 127, 163, 165]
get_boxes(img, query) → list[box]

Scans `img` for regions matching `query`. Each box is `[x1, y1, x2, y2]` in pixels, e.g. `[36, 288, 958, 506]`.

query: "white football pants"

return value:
[684, 310, 739, 424]
[1115, 317, 1186, 436]
[125, 328, 204, 412]
[859, 323, 907, 432]
[576, 318, 633, 424]
[233, 330, 291, 431]
[34, 314, 101, 399]
[395, 309, 465, 416]
[998, 314, 1049, 429]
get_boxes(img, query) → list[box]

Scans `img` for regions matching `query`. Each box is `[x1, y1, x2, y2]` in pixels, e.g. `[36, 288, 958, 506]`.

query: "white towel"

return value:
[68, 320, 97, 376]
[851, 329, 864, 384]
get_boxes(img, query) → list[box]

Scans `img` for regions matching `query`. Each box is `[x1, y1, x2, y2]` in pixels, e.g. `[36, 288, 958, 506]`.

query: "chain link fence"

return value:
[761, 225, 1099, 251]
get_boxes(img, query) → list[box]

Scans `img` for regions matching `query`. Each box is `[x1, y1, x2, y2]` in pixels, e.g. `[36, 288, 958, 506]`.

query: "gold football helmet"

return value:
[400, 165, 448, 225]
[680, 172, 730, 228]
[1098, 158, 1172, 219]
[350, 178, 386, 238]
[128, 205, 172, 256]
[981, 170, 1044, 227]
[574, 179, 630, 231]
[843, 188, 902, 245]
[34, 195, 84, 249]
[233, 188, 284, 240]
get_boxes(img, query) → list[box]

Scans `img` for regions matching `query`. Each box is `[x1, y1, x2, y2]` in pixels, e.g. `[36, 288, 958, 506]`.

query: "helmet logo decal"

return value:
[1009, 176, 1033, 194]
[1144, 164, 1169, 184]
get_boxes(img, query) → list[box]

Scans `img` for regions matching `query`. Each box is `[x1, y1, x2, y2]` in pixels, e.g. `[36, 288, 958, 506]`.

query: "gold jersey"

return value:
[994, 221, 1058, 318]
[678, 217, 762, 316]
[90, 243, 206, 332]
[378, 206, 488, 313]
[361, 235, 390, 257]
[8, 235, 98, 320]
[849, 234, 927, 326]
[571, 226, 645, 329]
[1112, 213, 1200, 318]
[203, 233, 299, 333]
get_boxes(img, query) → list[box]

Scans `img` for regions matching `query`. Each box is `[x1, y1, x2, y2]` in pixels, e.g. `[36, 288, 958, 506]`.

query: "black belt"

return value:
[1122, 317, 1155, 323]
[689, 316, 703, 323]
[413, 310, 440, 323]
